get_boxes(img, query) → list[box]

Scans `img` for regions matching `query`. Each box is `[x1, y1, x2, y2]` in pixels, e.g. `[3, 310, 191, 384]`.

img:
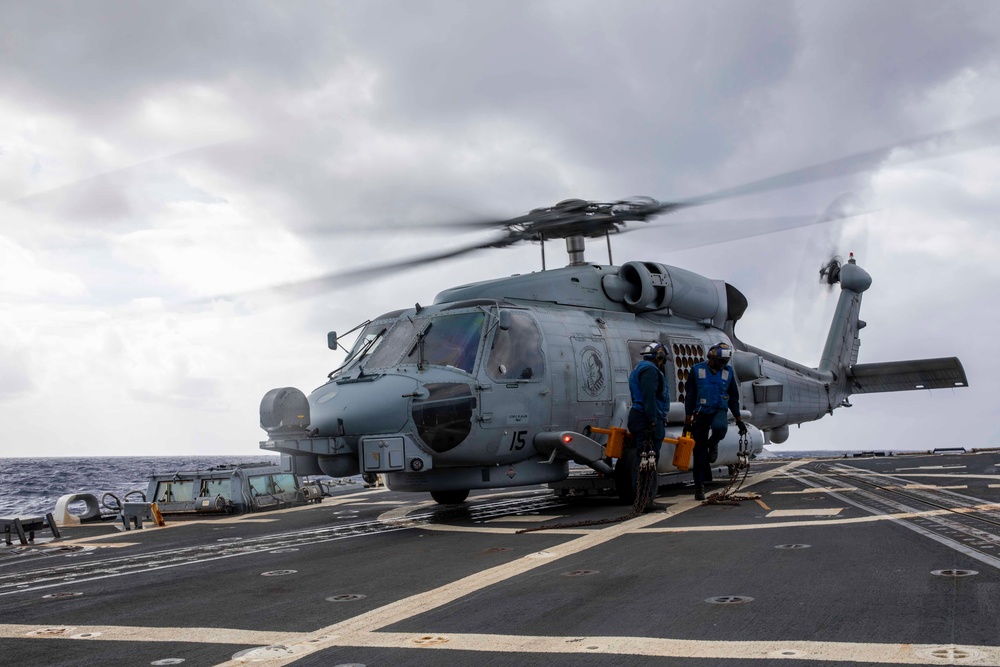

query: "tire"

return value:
[613, 448, 636, 505]
[431, 489, 470, 504]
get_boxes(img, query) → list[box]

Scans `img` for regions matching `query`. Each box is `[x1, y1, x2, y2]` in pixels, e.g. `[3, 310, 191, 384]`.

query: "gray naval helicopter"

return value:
[258, 130, 977, 505]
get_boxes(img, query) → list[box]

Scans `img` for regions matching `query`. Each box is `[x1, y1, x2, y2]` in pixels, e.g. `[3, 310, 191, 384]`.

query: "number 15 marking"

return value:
[509, 430, 527, 451]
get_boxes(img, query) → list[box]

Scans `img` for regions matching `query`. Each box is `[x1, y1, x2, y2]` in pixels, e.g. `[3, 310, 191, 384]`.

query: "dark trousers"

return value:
[628, 409, 664, 503]
[691, 410, 729, 487]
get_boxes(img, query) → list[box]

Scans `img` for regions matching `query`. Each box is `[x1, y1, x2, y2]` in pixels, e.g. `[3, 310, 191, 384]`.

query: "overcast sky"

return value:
[2, 0, 998, 457]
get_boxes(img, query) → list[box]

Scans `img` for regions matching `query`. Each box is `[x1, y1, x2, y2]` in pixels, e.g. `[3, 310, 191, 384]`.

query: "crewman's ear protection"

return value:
[641, 342, 667, 363]
[707, 342, 733, 364]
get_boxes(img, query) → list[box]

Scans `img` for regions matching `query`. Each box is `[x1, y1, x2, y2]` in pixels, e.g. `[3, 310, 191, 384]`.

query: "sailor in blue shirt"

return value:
[684, 342, 747, 501]
[627, 342, 669, 509]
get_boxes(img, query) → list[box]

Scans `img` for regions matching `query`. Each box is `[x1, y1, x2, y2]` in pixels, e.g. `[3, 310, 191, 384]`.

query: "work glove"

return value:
[737, 421, 748, 436]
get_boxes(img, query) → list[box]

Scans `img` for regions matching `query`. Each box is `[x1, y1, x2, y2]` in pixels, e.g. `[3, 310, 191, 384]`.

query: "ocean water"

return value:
[0, 455, 281, 517]
[0, 449, 896, 517]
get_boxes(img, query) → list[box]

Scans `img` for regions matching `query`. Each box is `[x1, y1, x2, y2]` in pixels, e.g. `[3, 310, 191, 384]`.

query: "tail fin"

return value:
[818, 257, 970, 395]
[818, 256, 871, 374]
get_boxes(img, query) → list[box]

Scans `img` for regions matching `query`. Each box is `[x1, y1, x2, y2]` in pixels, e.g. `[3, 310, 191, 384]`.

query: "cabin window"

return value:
[200, 479, 231, 500]
[271, 474, 296, 494]
[487, 311, 545, 381]
[155, 480, 194, 503]
[247, 474, 297, 497]
[248, 475, 274, 497]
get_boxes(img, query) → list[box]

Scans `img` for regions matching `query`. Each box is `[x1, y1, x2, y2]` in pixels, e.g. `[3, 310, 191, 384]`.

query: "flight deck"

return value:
[2, 450, 999, 666]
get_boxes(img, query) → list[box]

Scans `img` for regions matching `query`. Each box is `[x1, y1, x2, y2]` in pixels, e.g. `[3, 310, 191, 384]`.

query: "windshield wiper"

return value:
[407, 321, 433, 371]
[328, 326, 386, 379]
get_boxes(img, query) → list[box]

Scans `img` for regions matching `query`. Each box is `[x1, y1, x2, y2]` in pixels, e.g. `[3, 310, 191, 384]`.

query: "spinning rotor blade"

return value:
[190, 232, 520, 306]
[672, 114, 1000, 210]
[638, 208, 875, 253]
[123, 116, 1000, 312]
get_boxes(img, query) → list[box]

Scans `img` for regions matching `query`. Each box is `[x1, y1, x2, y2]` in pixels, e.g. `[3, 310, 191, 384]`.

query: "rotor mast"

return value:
[566, 235, 586, 266]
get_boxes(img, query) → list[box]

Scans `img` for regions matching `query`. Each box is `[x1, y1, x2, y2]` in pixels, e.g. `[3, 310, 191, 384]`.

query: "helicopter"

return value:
[257, 126, 981, 505]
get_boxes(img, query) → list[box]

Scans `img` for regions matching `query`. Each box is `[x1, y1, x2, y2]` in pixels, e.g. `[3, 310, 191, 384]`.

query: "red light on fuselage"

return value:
[562, 435, 573, 443]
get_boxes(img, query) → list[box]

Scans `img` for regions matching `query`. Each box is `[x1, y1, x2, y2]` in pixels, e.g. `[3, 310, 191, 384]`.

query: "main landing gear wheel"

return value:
[431, 489, 469, 504]
[613, 449, 636, 505]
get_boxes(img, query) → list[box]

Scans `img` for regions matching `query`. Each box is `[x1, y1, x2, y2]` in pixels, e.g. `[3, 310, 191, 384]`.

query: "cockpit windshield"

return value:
[365, 311, 485, 373]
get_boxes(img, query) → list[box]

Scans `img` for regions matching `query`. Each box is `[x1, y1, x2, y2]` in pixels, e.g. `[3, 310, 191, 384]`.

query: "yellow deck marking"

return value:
[766, 508, 843, 518]
[754, 498, 771, 511]
[485, 515, 566, 523]
[0, 624, 306, 645]
[6, 625, 999, 665]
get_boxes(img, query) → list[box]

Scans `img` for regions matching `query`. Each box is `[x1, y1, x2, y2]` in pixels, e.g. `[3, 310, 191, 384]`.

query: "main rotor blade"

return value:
[634, 208, 875, 253]
[670, 115, 1000, 210]
[189, 233, 517, 307]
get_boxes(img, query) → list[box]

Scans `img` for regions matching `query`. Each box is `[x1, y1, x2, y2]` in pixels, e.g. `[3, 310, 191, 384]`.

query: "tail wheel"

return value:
[431, 489, 470, 504]
[613, 449, 636, 505]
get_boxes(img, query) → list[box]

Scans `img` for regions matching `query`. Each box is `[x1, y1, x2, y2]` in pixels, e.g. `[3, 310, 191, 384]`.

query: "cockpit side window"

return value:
[334, 323, 389, 375]
[410, 312, 485, 373]
[486, 311, 545, 381]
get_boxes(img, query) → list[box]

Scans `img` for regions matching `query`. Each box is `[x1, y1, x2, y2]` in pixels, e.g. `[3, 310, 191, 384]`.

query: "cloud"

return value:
[1, 0, 998, 456]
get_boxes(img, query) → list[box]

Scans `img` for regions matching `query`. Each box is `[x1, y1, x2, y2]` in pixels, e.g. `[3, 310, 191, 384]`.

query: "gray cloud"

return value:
[1, 0, 998, 454]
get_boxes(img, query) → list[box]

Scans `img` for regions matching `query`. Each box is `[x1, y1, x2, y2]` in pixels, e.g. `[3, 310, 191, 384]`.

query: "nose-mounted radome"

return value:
[260, 387, 310, 435]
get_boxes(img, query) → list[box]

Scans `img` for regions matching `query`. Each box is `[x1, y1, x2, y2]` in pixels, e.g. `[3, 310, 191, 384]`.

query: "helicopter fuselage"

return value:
[258, 260, 867, 495]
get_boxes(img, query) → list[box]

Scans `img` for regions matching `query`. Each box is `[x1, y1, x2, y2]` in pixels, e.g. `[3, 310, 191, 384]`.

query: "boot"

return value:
[694, 485, 706, 501]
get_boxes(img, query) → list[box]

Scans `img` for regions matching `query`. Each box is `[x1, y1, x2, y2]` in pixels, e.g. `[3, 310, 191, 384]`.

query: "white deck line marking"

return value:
[772, 487, 856, 494]
[340, 500, 408, 505]
[766, 508, 843, 518]
[485, 515, 566, 523]
[893, 465, 966, 471]
[871, 473, 1000, 480]
[377, 500, 436, 523]
[44, 541, 139, 548]
[800, 468, 1000, 571]
[643, 506, 1000, 533]
[416, 524, 559, 535]
[902, 484, 967, 490]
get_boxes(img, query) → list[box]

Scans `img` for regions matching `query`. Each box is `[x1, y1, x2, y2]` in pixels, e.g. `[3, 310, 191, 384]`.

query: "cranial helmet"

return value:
[641, 342, 667, 362]
[707, 342, 733, 364]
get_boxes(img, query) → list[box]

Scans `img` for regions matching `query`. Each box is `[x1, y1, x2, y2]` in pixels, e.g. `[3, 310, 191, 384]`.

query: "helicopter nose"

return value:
[308, 375, 420, 437]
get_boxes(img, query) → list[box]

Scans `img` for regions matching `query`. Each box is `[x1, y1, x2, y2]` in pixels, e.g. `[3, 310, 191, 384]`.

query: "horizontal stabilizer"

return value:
[848, 357, 968, 394]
